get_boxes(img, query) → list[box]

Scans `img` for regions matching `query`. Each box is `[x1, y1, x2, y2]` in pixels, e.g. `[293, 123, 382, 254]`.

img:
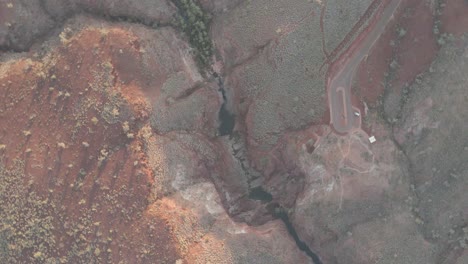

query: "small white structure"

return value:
[369, 136, 376, 144]
[354, 111, 361, 117]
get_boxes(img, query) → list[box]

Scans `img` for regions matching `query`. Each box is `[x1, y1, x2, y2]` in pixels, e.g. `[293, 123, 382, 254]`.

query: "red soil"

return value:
[355, 0, 439, 105]
[354, 24, 393, 105]
[0, 25, 181, 262]
[390, 0, 438, 94]
[440, 0, 468, 36]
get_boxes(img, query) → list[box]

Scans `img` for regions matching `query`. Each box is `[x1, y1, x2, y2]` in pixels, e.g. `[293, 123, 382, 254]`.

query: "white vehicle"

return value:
[354, 111, 361, 117]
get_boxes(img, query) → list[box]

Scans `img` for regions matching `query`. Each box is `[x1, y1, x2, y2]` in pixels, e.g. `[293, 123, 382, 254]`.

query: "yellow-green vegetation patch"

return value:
[100, 93, 131, 125]
[0, 160, 142, 263]
[0, 161, 57, 263]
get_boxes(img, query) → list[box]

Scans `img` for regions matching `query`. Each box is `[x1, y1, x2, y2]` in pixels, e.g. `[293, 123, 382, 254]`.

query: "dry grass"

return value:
[0, 160, 56, 263]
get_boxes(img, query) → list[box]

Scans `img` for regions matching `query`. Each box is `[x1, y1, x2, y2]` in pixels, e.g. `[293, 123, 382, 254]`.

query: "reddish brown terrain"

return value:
[1, 0, 467, 264]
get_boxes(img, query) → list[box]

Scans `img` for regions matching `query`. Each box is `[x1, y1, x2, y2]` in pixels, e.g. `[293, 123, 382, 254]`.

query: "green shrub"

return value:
[173, 0, 214, 72]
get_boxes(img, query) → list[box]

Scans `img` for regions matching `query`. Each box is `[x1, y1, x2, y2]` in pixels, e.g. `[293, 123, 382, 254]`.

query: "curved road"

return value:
[328, 0, 402, 134]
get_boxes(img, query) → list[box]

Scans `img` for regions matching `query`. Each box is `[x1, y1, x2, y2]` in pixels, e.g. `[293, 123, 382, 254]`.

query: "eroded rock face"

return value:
[291, 126, 418, 263]
[0, 17, 183, 263]
[1, 0, 467, 263]
[43, 0, 176, 23]
[209, 0, 467, 263]
[393, 36, 468, 261]
[0, 0, 55, 51]
[0, 13, 308, 263]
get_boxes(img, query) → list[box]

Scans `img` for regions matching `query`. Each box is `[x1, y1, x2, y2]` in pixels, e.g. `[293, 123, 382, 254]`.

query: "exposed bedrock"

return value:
[1, 0, 467, 263]
[211, 0, 468, 263]
[0, 9, 309, 263]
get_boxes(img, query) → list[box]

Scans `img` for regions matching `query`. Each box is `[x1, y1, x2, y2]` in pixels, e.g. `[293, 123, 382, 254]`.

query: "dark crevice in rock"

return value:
[245, 185, 323, 264]
[248, 186, 272, 202]
[218, 104, 235, 136]
[76, 10, 169, 28]
[225, 39, 272, 74]
[276, 210, 323, 264]
[214, 72, 235, 136]
[174, 81, 205, 101]
[268, 203, 323, 264]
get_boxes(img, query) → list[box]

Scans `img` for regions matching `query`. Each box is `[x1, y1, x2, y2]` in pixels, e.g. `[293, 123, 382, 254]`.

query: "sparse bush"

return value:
[0, 157, 147, 262]
[0, 161, 57, 262]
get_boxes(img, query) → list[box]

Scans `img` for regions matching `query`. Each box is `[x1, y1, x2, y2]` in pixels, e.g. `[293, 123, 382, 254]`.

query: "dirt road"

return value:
[328, 0, 402, 134]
